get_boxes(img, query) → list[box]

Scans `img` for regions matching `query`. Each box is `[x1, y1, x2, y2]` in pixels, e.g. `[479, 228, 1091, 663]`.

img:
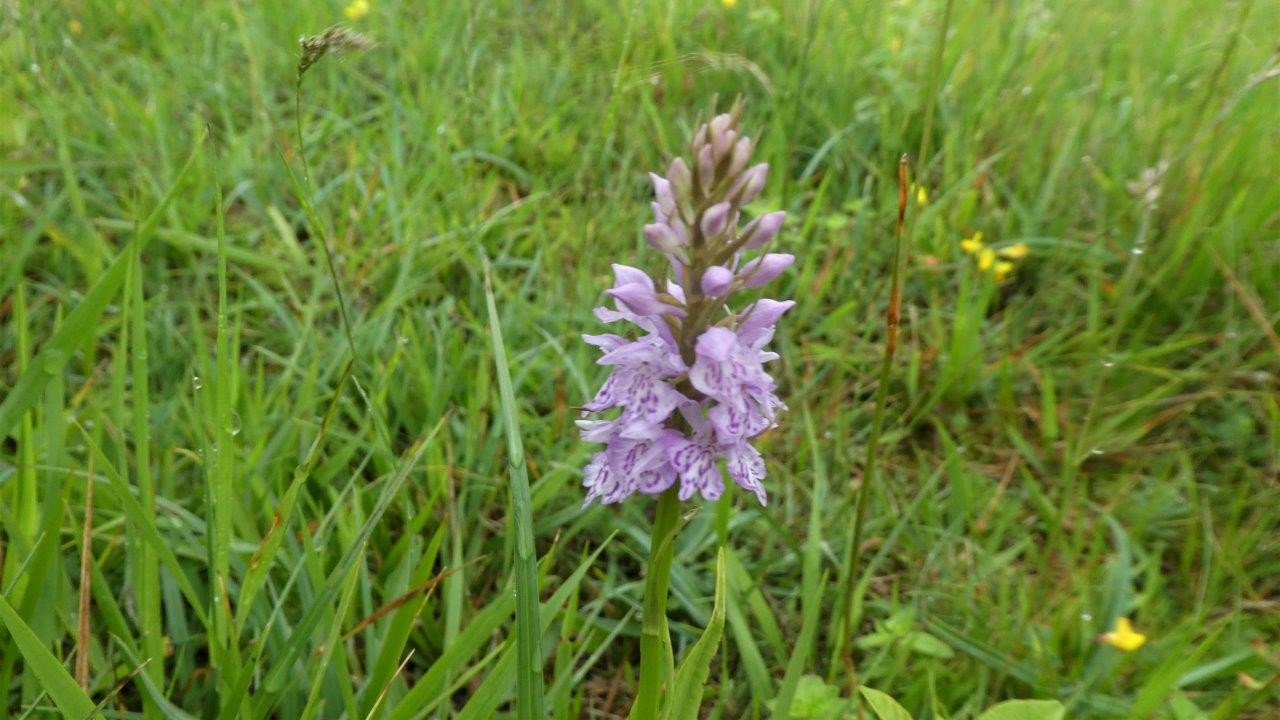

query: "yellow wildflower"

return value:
[344, 0, 370, 21]
[999, 242, 1029, 260]
[994, 261, 1015, 282]
[976, 247, 995, 272]
[722, 0, 738, 6]
[1100, 617, 1147, 652]
[69, 18, 83, 35]
[916, 185, 928, 205]
[960, 232, 984, 254]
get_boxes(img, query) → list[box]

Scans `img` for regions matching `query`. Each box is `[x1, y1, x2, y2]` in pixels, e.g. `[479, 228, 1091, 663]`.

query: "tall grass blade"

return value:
[481, 254, 546, 718]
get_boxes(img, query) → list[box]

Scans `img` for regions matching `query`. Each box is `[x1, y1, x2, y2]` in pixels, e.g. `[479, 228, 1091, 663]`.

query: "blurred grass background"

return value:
[1, 0, 1278, 717]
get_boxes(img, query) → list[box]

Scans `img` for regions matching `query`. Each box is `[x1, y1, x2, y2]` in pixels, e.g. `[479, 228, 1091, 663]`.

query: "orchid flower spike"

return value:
[580, 103, 791, 507]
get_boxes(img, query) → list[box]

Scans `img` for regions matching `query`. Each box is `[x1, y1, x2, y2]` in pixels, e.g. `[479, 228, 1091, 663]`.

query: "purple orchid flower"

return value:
[579, 107, 792, 507]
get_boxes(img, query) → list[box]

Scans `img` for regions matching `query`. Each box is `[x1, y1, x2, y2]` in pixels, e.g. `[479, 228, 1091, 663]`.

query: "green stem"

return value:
[633, 488, 681, 719]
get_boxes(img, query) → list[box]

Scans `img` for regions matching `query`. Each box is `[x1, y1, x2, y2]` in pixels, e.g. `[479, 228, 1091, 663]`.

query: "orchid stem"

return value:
[632, 488, 681, 719]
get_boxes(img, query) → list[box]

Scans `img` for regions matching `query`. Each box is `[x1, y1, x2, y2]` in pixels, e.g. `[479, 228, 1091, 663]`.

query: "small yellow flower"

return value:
[722, 0, 738, 6]
[916, 185, 928, 206]
[344, 0, 370, 21]
[1101, 617, 1147, 652]
[994, 261, 1015, 282]
[69, 18, 83, 35]
[976, 247, 995, 272]
[960, 232, 984, 254]
[998, 242, 1029, 260]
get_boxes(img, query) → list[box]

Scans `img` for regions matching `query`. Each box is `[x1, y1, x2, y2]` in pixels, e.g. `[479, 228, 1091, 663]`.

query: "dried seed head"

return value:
[298, 26, 374, 79]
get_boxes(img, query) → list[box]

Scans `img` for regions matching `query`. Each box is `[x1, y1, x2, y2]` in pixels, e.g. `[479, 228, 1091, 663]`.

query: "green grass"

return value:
[2, 0, 1279, 717]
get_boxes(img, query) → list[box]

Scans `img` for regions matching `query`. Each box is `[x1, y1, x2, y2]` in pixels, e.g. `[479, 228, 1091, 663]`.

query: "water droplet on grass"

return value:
[1081, 612, 1093, 621]
[225, 411, 242, 436]
[192, 374, 203, 390]
[1089, 447, 1104, 456]
[43, 349, 65, 373]
[1131, 246, 1145, 256]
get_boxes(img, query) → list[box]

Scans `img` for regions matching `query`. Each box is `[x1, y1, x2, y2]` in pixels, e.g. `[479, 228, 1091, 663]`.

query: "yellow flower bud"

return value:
[999, 242, 1029, 260]
[960, 232, 984, 254]
[994, 261, 1014, 281]
[977, 248, 995, 271]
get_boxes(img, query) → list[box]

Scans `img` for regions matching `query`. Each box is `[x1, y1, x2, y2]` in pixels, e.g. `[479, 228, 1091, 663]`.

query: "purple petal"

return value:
[725, 442, 767, 505]
[695, 327, 738, 363]
[737, 299, 795, 347]
[608, 282, 680, 317]
[667, 436, 723, 502]
[583, 452, 632, 506]
[582, 333, 628, 352]
[612, 264, 654, 291]
[709, 401, 772, 442]
[738, 253, 794, 289]
[576, 419, 617, 444]
[700, 266, 734, 296]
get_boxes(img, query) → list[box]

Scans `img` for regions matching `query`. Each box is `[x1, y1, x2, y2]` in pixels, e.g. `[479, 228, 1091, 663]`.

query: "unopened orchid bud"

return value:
[650, 173, 675, 215]
[697, 145, 716, 194]
[740, 211, 786, 249]
[713, 128, 736, 163]
[738, 253, 794, 288]
[608, 282, 681, 317]
[667, 157, 691, 201]
[728, 136, 752, 177]
[701, 201, 733, 239]
[709, 113, 733, 140]
[700, 266, 734, 296]
[729, 163, 768, 205]
[692, 123, 709, 152]
[644, 223, 682, 255]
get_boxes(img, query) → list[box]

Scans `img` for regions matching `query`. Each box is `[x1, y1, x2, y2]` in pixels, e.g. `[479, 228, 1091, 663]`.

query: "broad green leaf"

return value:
[0, 595, 98, 719]
[663, 549, 727, 720]
[858, 686, 913, 720]
[975, 699, 1066, 720]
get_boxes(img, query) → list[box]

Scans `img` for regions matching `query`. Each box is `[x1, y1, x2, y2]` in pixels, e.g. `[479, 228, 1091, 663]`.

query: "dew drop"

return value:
[1081, 612, 1093, 621]
[42, 349, 65, 374]
[1101, 358, 1115, 369]
[1089, 447, 1104, 456]
[225, 411, 242, 436]
[1131, 246, 1145, 256]
[192, 374, 204, 390]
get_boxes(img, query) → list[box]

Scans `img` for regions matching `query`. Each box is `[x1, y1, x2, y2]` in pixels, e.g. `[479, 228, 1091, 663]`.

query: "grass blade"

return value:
[0, 595, 98, 719]
[0, 135, 202, 442]
[481, 254, 545, 718]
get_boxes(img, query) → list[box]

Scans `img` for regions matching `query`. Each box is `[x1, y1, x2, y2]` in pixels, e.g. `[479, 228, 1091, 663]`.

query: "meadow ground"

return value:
[1, 0, 1278, 718]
